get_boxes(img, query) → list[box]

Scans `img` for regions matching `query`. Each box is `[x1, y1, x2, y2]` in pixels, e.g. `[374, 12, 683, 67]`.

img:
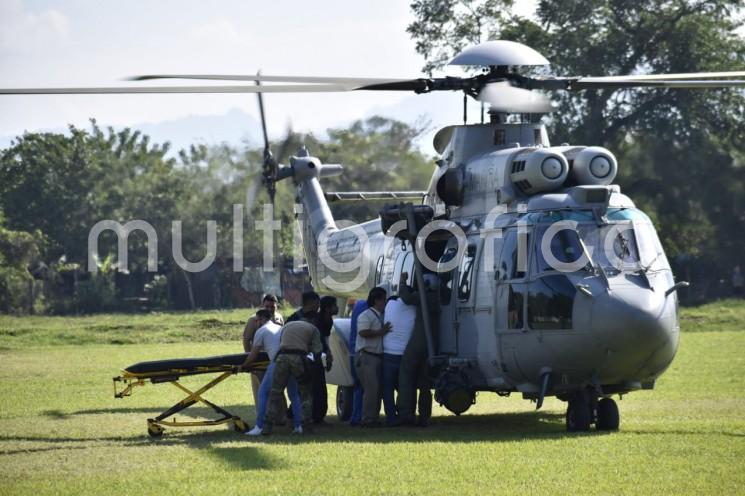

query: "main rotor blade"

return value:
[575, 70, 745, 82]
[478, 82, 556, 113]
[570, 78, 745, 90]
[0, 84, 361, 95]
[129, 74, 415, 85]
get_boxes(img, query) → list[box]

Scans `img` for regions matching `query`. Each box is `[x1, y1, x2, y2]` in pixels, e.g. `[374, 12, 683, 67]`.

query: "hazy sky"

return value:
[0, 0, 537, 143]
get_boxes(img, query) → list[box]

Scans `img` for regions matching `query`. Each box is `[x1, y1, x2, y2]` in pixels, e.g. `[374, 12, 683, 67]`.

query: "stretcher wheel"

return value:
[147, 423, 164, 438]
[233, 418, 249, 433]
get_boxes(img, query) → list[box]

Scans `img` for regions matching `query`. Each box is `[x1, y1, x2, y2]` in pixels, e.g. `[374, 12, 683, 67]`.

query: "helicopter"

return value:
[4, 40, 745, 432]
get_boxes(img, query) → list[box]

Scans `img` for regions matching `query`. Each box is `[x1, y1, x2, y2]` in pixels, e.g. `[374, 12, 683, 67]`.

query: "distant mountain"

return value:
[134, 108, 264, 152]
[0, 108, 264, 154]
[0, 98, 466, 156]
[366, 91, 485, 156]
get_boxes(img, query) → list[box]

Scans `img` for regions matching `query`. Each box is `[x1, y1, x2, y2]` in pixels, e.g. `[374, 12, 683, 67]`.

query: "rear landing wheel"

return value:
[566, 393, 592, 432]
[595, 398, 620, 431]
[336, 386, 353, 421]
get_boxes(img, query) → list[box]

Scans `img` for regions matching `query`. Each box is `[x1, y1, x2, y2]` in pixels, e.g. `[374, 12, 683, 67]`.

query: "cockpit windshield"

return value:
[531, 209, 669, 276]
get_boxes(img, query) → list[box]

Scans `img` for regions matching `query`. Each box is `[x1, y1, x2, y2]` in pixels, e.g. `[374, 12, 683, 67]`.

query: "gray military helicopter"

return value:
[4, 40, 745, 431]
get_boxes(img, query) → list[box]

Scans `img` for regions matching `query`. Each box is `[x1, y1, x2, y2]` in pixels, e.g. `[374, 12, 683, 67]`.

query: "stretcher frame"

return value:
[113, 359, 268, 438]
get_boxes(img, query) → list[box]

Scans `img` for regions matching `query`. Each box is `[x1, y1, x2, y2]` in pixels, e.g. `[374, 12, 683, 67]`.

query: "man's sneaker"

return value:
[245, 426, 263, 436]
[291, 426, 303, 435]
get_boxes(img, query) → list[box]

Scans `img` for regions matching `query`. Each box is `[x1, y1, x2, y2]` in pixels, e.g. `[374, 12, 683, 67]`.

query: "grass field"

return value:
[0, 301, 744, 495]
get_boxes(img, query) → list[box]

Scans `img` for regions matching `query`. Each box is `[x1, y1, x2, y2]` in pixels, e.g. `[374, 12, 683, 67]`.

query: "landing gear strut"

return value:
[565, 391, 620, 432]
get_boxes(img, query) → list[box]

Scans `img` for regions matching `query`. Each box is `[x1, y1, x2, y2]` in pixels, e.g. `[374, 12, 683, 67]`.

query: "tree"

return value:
[0, 116, 435, 313]
[408, 0, 745, 296]
[0, 210, 44, 313]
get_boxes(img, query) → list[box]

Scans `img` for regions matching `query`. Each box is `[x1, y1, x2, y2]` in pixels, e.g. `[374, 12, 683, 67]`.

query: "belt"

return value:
[277, 349, 307, 356]
[360, 350, 383, 357]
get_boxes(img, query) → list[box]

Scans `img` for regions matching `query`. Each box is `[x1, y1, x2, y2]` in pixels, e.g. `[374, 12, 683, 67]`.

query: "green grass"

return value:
[0, 298, 741, 349]
[0, 301, 744, 495]
[0, 308, 282, 349]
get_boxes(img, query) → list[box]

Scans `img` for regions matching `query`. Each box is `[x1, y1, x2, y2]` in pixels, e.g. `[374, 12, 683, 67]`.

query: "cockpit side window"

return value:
[634, 222, 670, 272]
[438, 248, 458, 304]
[499, 229, 530, 280]
[457, 245, 477, 301]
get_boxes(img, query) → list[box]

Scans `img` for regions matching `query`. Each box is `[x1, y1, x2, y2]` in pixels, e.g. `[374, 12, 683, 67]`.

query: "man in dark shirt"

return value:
[309, 296, 338, 423]
[286, 291, 320, 323]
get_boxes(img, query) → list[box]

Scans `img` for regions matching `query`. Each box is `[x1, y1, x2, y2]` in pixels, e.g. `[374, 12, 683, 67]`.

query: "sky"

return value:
[0, 0, 537, 152]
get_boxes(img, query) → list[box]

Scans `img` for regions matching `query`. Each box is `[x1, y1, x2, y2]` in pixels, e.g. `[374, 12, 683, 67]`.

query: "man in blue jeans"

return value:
[381, 292, 416, 426]
[238, 309, 303, 435]
[348, 299, 368, 426]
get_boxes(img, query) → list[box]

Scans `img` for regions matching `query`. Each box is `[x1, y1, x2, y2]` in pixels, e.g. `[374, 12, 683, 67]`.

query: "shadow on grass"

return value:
[45, 404, 569, 443]
[206, 445, 284, 470]
[9, 409, 572, 446]
[43, 405, 258, 420]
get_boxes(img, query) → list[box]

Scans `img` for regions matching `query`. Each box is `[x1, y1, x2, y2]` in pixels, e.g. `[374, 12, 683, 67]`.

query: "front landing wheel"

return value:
[566, 393, 592, 432]
[596, 398, 620, 431]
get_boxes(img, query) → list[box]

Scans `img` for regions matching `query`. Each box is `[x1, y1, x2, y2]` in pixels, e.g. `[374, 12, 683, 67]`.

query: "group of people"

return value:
[239, 291, 337, 436]
[238, 270, 437, 435]
[350, 271, 437, 428]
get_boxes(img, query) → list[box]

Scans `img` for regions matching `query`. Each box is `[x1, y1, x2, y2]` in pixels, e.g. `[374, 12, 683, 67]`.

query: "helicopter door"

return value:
[495, 228, 530, 381]
[454, 242, 480, 357]
[436, 247, 459, 355]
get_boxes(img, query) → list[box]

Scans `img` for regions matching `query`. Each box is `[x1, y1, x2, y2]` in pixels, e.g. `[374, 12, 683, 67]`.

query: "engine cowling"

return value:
[570, 146, 618, 185]
[509, 149, 569, 195]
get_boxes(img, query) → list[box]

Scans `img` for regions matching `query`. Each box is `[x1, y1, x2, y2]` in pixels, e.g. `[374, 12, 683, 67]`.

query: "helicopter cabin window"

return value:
[402, 252, 415, 286]
[498, 229, 530, 280]
[374, 256, 384, 286]
[457, 245, 477, 301]
[438, 248, 458, 304]
[508, 286, 524, 329]
[527, 275, 576, 330]
[392, 252, 412, 294]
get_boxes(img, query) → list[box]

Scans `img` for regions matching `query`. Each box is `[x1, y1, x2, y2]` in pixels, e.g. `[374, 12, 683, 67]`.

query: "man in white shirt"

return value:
[354, 286, 391, 427]
[381, 295, 416, 426]
[239, 310, 303, 435]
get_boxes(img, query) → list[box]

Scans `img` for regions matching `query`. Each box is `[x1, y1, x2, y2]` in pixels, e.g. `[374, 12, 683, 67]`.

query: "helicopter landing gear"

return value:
[565, 391, 592, 432]
[565, 391, 620, 432]
[595, 397, 620, 431]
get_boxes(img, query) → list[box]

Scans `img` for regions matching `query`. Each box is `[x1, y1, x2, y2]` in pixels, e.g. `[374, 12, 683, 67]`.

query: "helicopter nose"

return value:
[586, 285, 678, 383]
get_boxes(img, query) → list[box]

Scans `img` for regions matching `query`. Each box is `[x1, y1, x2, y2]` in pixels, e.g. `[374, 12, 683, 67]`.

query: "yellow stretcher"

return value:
[113, 352, 269, 437]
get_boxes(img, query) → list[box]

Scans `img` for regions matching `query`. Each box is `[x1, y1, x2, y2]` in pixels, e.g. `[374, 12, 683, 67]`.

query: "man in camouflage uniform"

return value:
[262, 315, 323, 435]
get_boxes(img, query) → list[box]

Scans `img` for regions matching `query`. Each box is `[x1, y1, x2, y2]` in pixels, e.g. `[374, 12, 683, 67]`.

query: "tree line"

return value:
[0, 117, 434, 313]
[2, 0, 744, 313]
